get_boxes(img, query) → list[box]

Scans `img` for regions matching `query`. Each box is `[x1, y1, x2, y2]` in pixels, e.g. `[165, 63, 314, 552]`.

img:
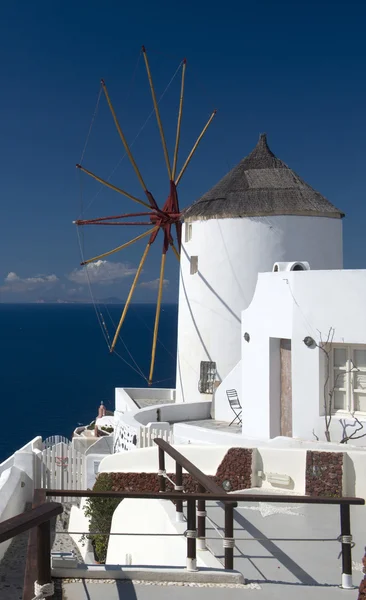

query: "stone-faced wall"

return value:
[305, 451, 343, 497]
[214, 448, 253, 491]
[103, 447, 254, 494]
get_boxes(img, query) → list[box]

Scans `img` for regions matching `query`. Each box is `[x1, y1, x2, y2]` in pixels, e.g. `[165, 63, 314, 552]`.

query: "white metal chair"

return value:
[226, 389, 242, 426]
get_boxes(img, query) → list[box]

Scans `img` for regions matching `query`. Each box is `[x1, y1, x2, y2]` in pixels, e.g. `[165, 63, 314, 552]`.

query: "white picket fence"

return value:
[138, 427, 173, 448]
[40, 442, 84, 502]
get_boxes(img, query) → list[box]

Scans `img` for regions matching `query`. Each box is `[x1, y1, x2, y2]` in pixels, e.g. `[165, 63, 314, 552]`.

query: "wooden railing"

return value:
[0, 491, 62, 600]
[155, 437, 237, 569]
[47, 426, 364, 593]
[154, 438, 364, 588]
[45, 487, 364, 588]
[0, 439, 362, 596]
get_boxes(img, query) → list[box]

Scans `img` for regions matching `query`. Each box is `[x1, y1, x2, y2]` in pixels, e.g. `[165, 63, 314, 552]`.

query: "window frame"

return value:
[330, 344, 366, 416]
[190, 255, 198, 275]
[185, 223, 192, 243]
[198, 361, 217, 394]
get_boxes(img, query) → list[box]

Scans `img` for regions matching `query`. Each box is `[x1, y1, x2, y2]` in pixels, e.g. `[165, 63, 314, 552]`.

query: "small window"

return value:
[190, 256, 198, 275]
[185, 223, 192, 243]
[199, 361, 216, 394]
[330, 345, 366, 414]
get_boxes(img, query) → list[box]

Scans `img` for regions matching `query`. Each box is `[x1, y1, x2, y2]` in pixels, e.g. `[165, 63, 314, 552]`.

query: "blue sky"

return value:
[0, 0, 365, 303]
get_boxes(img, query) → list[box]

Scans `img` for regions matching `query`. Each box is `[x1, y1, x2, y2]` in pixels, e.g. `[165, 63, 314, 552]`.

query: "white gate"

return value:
[40, 442, 84, 502]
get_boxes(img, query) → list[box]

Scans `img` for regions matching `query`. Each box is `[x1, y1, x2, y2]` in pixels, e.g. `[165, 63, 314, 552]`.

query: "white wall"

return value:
[85, 454, 105, 489]
[0, 436, 42, 477]
[133, 401, 212, 426]
[99, 444, 230, 475]
[84, 436, 114, 489]
[255, 448, 307, 494]
[85, 435, 113, 456]
[115, 388, 175, 414]
[0, 466, 32, 561]
[106, 498, 223, 570]
[69, 499, 93, 561]
[176, 216, 342, 407]
[240, 272, 294, 439]
[173, 423, 252, 446]
[0, 437, 43, 561]
[113, 401, 212, 454]
[107, 499, 187, 567]
[241, 269, 366, 444]
[125, 388, 176, 402]
[115, 388, 138, 413]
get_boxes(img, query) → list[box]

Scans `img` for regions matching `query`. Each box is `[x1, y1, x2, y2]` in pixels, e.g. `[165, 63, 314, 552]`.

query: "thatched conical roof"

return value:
[183, 134, 344, 221]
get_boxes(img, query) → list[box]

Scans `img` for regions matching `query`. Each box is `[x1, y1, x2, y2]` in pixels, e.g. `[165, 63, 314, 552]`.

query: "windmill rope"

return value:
[75, 57, 184, 382]
[77, 179, 144, 379]
[113, 348, 150, 381]
[80, 60, 183, 217]
[76, 227, 110, 350]
[104, 305, 175, 385]
[103, 304, 148, 382]
[130, 304, 176, 361]
[79, 85, 103, 165]
[77, 188, 169, 383]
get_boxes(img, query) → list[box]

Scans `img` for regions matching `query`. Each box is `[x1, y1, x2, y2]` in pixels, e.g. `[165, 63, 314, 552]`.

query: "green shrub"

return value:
[101, 426, 114, 434]
[83, 473, 120, 563]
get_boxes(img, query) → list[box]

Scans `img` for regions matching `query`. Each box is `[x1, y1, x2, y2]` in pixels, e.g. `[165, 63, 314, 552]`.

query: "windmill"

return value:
[74, 46, 216, 385]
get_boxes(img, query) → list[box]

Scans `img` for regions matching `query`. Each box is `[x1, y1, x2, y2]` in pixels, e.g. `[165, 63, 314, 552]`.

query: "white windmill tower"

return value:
[175, 133, 344, 411]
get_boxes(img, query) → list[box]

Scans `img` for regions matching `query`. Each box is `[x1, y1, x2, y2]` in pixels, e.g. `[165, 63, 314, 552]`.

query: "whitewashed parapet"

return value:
[113, 400, 212, 454]
[0, 436, 43, 477]
[139, 425, 173, 448]
[113, 412, 173, 453]
[113, 417, 140, 453]
[0, 466, 33, 561]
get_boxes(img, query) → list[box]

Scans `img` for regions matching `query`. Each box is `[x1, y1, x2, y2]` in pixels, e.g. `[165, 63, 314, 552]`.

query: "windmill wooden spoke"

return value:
[80, 221, 153, 226]
[80, 226, 158, 265]
[75, 51, 216, 382]
[175, 110, 217, 186]
[101, 80, 160, 211]
[142, 46, 172, 180]
[172, 59, 186, 181]
[101, 80, 148, 192]
[110, 242, 152, 352]
[148, 250, 167, 385]
[76, 164, 151, 209]
[170, 242, 180, 262]
[76, 212, 154, 224]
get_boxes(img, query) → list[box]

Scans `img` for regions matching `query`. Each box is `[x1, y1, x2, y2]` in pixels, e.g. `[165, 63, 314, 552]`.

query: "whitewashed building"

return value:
[112, 133, 366, 449]
[176, 133, 343, 415]
[238, 267, 366, 445]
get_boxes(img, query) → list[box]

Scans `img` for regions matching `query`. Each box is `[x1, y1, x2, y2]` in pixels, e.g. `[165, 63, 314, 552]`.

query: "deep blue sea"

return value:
[0, 304, 177, 462]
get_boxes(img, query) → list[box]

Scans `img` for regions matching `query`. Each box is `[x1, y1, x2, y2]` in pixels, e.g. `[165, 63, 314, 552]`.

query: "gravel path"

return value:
[0, 528, 29, 600]
[51, 503, 84, 563]
[0, 502, 83, 600]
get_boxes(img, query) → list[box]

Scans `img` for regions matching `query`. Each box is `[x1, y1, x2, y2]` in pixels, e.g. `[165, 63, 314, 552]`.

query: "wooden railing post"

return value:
[224, 502, 235, 570]
[186, 498, 197, 571]
[197, 483, 206, 550]
[37, 520, 52, 587]
[24, 489, 48, 600]
[158, 447, 166, 492]
[175, 462, 184, 522]
[340, 503, 354, 589]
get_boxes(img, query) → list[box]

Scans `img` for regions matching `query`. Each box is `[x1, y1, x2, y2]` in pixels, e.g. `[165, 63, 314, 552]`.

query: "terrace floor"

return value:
[62, 496, 365, 599]
[187, 419, 241, 434]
